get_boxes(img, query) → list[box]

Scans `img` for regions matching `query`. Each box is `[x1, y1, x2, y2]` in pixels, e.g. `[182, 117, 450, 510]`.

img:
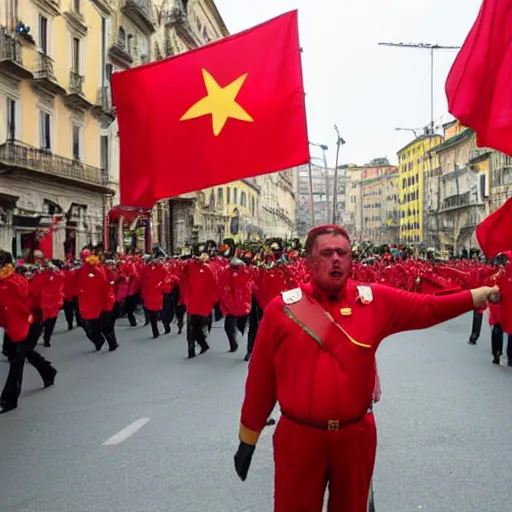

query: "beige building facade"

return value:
[0, 0, 116, 259]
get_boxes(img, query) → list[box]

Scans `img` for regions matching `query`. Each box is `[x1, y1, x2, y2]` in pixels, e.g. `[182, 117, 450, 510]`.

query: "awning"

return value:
[108, 205, 150, 226]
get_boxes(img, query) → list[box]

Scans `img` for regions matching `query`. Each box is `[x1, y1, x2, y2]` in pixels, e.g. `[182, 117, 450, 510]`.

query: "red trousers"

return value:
[273, 413, 377, 512]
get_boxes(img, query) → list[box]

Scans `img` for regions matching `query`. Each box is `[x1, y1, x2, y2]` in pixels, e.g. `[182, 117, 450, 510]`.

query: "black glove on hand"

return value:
[234, 441, 256, 481]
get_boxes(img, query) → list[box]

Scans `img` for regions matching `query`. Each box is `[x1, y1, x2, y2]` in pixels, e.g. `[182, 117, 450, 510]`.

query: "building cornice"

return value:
[431, 128, 474, 154]
[396, 134, 443, 155]
[202, 0, 229, 36]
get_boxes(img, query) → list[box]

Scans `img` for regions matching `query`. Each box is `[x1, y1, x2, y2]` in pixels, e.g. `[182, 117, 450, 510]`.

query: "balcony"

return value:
[32, 0, 61, 16]
[63, 0, 88, 37]
[108, 40, 133, 69]
[32, 53, 66, 96]
[121, 0, 156, 34]
[162, 6, 200, 48]
[469, 147, 492, 163]
[89, 0, 113, 15]
[63, 70, 92, 110]
[0, 140, 114, 193]
[91, 86, 115, 123]
[0, 36, 33, 79]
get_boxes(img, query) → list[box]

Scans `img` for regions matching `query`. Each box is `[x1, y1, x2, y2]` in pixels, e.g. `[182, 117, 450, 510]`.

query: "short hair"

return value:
[305, 224, 351, 256]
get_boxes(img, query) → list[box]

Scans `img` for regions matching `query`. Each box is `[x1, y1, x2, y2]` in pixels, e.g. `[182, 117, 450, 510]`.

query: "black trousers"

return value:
[43, 317, 57, 346]
[491, 323, 512, 360]
[247, 296, 263, 355]
[162, 293, 174, 330]
[125, 294, 139, 327]
[470, 311, 483, 341]
[1, 324, 56, 406]
[224, 314, 248, 351]
[83, 310, 118, 350]
[63, 298, 81, 329]
[148, 309, 161, 338]
[173, 286, 186, 332]
[186, 314, 209, 356]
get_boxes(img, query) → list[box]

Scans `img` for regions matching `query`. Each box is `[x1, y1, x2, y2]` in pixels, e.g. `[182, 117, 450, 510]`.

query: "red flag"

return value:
[112, 10, 309, 208]
[476, 198, 512, 258]
[445, 0, 512, 155]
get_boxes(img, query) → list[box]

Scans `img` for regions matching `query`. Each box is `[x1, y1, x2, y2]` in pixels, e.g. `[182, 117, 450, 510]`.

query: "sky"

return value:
[214, 0, 484, 167]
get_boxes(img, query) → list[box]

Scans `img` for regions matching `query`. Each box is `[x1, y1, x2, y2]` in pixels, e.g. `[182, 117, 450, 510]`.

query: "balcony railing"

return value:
[441, 191, 470, 211]
[0, 36, 22, 64]
[469, 147, 492, 161]
[121, 0, 156, 33]
[0, 140, 110, 189]
[69, 70, 84, 94]
[0, 35, 32, 78]
[34, 52, 56, 80]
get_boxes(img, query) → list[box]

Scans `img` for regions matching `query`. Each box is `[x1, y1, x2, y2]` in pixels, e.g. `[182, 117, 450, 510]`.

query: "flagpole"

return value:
[298, 44, 316, 229]
[331, 125, 345, 224]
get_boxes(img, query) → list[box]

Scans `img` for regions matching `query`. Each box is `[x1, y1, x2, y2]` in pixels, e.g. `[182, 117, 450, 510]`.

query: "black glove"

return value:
[234, 441, 256, 481]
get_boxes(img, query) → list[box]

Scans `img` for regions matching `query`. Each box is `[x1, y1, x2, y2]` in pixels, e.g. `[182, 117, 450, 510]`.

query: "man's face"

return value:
[308, 233, 352, 295]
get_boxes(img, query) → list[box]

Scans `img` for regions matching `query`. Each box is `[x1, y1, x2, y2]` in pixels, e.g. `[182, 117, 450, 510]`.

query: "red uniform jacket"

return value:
[77, 264, 111, 320]
[239, 279, 474, 444]
[141, 264, 167, 312]
[218, 265, 253, 317]
[63, 268, 79, 300]
[0, 272, 32, 342]
[184, 261, 218, 316]
[41, 270, 65, 320]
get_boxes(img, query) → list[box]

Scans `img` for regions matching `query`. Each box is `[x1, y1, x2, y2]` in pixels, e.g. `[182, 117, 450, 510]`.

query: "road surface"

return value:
[1, 311, 511, 512]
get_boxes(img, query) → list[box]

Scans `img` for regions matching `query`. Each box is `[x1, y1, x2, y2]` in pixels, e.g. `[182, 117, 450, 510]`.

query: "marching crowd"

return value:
[0, 237, 510, 414]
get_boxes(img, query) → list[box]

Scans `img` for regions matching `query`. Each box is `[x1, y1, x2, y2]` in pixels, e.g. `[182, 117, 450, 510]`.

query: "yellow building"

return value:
[0, 0, 116, 258]
[397, 134, 443, 244]
[360, 169, 399, 244]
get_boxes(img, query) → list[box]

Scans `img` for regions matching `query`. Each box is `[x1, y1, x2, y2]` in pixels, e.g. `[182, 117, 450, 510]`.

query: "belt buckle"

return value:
[327, 420, 340, 431]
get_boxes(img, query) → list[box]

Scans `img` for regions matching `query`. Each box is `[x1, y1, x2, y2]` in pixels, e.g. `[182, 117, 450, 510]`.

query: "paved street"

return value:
[1, 311, 511, 512]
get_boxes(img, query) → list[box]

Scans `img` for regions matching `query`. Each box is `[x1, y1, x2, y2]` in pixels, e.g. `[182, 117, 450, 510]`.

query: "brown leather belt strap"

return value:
[280, 408, 370, 431]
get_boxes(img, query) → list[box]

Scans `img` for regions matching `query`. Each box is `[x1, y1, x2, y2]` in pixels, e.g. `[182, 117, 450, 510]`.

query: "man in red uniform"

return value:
[234, 224, 499, 512]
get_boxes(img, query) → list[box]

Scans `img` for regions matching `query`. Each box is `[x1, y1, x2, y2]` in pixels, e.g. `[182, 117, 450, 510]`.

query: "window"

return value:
[251, 196, 255, 216]
[118, 27, 126, 46]
[100, 135, 109, 171]
[39, 15, 48, 54]
[227, 187, 231, 203]
[233, 188, 238, 204]
[72, 124, 82, 160]
[6, 98, 16, 140]
[240, 191, 247, 207]
[72, 37, 80, 73]
[40, 111, 51, 150]
[217, 187, 223, 204]
[73, 0, 81, 13]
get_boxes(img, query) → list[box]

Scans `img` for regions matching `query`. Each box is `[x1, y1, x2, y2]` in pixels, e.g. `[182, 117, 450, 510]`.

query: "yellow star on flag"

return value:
[180, 69, 254, 136]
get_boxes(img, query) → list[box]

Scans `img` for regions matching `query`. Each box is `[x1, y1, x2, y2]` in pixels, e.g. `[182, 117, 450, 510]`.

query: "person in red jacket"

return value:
[0, 251, 56, 414]
[218, 257, 253, 352]
[77, 252, 118, 352]
[63, 262, 81, 330]
[184, 253, 219, 358]
[234, 224, 499, 512]
[140, 257, 168, 338]
[40, 262, 65, 347]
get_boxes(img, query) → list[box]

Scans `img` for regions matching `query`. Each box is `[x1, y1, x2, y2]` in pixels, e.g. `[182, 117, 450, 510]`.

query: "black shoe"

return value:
[109, 343, 119, 352]
[0, 402, 17, 414]
[229, 342, 239, 353]
[95, 339, 106, 352]
[43, 368, 57, 388]
[244, 353, 250, 362]
[164, 326, 171, 334]
[178, 326, 183, 335]
[265, 418, 276, 426]
[68, 325, 73, 331]
[43, 342, 51, 348]
[493, 354, 500, 365]
[200, 344, 210, 355]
